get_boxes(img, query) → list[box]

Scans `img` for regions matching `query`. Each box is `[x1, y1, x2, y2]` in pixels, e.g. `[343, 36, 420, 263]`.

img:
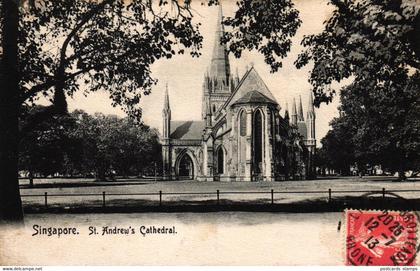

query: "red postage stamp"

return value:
[345, 209, 418, 266]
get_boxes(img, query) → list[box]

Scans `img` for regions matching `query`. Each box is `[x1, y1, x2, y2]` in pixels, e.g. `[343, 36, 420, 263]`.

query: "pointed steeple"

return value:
[209, 4, 231, 89]
[163, 83, 171, 114]
[291, 98, 297, 126]
[298, 95, 304, 122]
[306, 91, 316, 146]
[306, 91, 316, 179]
[162, 83, 171, 139]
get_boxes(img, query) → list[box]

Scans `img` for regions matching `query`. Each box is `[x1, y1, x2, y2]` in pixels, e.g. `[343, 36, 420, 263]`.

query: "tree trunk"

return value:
[29, 171, 34, 187]
[53, 74, 68, 114]
[398, 170, 407, 181]
[96, 167, 106, 182]
[0, 0, 24, 223]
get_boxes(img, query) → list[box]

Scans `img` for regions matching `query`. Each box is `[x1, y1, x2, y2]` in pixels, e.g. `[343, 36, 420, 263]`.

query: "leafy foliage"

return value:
[296, 0, 420, 178]
[1, 0, 302, 220]
[296, 0, 419, 105]
[69, 110, 162, 179]
[19, 109, 162, 180]
[221, 0, 301, 72]
[19, 0, 204, 119]
[15, 0, 301, 120]
[316, 117, 356, 175]
[338, 78, 419, 175]
[19, 106, 78, 177]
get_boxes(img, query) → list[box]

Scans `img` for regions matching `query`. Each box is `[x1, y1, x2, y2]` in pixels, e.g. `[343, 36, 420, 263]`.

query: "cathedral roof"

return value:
[170, 121, 204, 140]
[232, 90, 277, 106]
[224, 67, 278, 109]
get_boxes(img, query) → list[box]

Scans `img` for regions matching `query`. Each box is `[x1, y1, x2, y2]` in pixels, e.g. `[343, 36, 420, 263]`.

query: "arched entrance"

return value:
[178, 154, 194, 180]
[253, 110, 263, 180]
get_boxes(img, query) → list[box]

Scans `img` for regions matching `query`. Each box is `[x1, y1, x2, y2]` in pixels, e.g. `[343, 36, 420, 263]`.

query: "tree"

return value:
[221, 0, 301, 72]
[296, 0, 419, 104]
[314, 147, 329, 176]
[18, 109, 163, 180]
[1, 0, 301, 221]
[317, 117, 356, 175]
[296, 0, 420, 179]
[19, 106, 78, 182]
[110, 121, 161, 177]
[0, 0, 23, 223]
[68, 111, 161, 180]
[18, 0, 301, 119]
[338, 80, 419, 178]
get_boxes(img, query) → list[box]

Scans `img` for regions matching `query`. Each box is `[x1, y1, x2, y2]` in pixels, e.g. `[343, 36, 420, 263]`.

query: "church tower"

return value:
[202, 4, 235, 120]
[162, 84, 171, 180]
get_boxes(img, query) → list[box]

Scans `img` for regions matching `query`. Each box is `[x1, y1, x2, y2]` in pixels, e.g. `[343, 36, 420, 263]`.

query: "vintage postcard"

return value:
[0, 0, 419, 267]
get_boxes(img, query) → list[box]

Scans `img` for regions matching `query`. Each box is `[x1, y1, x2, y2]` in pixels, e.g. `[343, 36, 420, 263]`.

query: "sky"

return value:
[66, 0, 342, 142]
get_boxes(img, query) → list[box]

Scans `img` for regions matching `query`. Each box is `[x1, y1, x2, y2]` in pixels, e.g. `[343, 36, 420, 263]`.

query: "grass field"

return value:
[19, 176, 420, 211]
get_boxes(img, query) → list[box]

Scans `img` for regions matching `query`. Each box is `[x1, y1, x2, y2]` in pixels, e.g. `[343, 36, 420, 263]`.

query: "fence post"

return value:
[382, 188, 385, 199]
[271, 189, 274, 205]
[159, 190, 162, 206]
[44, 192, 48, 208]
[217, 190, 220, 205]
[328, 188, 332, 203]
[102, 191, 106, 207]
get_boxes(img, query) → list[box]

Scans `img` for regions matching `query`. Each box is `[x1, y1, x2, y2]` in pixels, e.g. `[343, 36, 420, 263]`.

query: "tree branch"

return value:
[56, 0, 115, 77]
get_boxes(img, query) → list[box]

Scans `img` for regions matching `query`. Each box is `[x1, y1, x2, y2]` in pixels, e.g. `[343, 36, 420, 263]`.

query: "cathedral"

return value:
[161, 7, 316, 181]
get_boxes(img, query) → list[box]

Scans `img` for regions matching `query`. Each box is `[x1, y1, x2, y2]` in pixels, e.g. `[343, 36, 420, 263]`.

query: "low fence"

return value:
[20, 188, 420, 208]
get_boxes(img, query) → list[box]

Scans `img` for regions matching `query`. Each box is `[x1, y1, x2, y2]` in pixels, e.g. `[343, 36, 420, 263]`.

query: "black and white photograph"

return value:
[0, 0, 419, 267]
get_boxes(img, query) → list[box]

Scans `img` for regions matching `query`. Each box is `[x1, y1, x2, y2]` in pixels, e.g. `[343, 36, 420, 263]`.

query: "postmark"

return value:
[345, 209, 418, 266]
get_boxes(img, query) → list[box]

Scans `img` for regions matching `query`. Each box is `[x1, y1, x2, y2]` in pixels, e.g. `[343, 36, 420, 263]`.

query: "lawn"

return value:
[19, 176, 420, 211]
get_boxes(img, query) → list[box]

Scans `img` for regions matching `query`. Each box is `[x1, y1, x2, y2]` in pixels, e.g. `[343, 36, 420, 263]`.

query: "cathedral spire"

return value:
[298, 95, 304, 122]
[209, 3, 231, 88]
[291, 98, 297, 126]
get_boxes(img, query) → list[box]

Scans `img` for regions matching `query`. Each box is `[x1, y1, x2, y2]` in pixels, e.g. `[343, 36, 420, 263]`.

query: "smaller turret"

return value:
[162, 83, 171, 139]
[298, 95, 305, 122]
[162, 84, 172, 180]
[291, 98, 298, 126]
[306, 91, 316, 141]
[234, 68, 240, 86]
[306, 91, 316, 179]
[205, 99, 212, 128]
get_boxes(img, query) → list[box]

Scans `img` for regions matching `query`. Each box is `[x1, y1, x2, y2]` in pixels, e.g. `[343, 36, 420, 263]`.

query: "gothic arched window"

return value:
[253, 110, 263, 174]
[213, 104, 216, 113]
[239, 110, 247, 136]
[217, 147, 224, 174]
